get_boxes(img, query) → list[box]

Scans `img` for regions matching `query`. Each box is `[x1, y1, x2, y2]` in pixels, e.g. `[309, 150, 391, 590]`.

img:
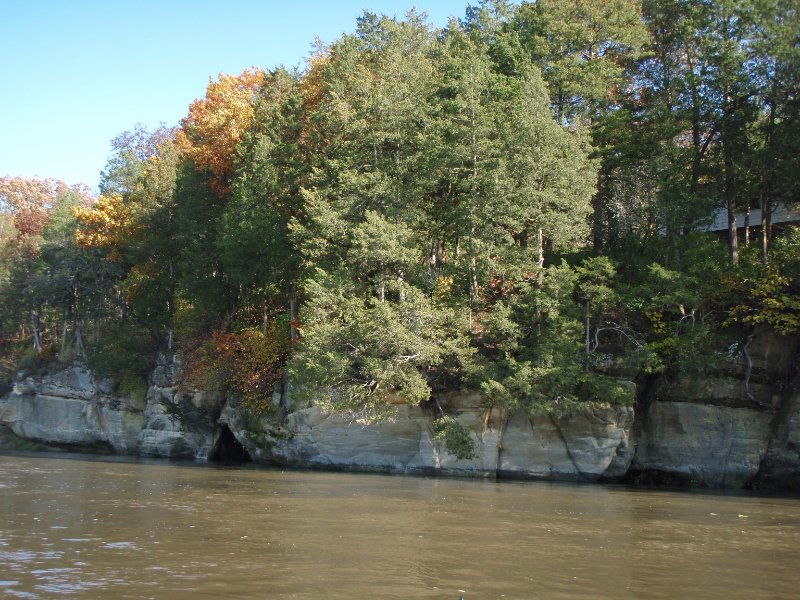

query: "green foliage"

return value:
[228, 325, 290, 413]
[0, 342, 16, 394]
[642, 322, 724, 378]
[516, 0, 648, 124]
[725, 271, 800, 335]
[16, 343, 56, 377]
[575, 255, 618, 317]
[474, 259, 637, 416]
[290, 281, 473, 421]
[772, 229, 800, 285]
[86, 322, 157, 398]
[2, 1, 798, 434]
[433, 415, 477, 460]
[118, 371, 149, 403]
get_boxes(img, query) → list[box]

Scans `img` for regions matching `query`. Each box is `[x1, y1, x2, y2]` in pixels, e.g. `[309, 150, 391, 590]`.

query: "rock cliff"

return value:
[1, 329, 799, 490]
[0, 367, 142, 453]
[0, 357, 223, 460]
[629, 330, 799, 489]
[0, 357, 634, 481]
[221, 398, 634, 481]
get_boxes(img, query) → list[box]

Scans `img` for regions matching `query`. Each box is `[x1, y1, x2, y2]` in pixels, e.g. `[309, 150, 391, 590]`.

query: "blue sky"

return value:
[1, 1, 470, 192]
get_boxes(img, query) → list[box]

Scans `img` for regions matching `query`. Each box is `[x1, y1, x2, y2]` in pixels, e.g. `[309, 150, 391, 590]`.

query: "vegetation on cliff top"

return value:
[1, 1, 798, 427]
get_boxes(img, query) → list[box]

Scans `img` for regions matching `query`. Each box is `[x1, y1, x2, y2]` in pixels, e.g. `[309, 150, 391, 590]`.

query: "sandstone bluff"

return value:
[2, 331, 799, 491]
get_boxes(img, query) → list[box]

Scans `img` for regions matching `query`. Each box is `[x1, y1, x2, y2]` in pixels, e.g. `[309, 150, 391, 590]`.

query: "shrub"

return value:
[179, 321, 290, 414]
[433, 415, 477, 460]
[86, 321, 157, 397]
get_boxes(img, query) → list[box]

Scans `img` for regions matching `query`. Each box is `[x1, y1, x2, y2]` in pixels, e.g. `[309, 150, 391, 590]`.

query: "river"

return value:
[1, 453, 799, 599]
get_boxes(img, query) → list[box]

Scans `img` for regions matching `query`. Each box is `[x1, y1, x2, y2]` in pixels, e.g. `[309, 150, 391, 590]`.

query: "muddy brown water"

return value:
[1, 453, 799, 599]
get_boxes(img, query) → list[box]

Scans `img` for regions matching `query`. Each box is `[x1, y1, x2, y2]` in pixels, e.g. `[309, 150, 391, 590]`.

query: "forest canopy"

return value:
[1, 0, 798, 421]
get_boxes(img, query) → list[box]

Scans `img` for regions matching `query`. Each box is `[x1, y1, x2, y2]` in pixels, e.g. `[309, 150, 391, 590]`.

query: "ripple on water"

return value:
[102, 542, 138, 550]
[2, 590, 37, 600]
[0, 550, 37, 563]
[30, 567, 76, 576]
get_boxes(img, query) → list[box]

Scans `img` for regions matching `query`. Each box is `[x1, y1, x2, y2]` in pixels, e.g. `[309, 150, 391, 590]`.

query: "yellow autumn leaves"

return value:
[72, 193, 137, 260]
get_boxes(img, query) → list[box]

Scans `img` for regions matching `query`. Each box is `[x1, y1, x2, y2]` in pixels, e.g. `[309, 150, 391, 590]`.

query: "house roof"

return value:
[706, 202, 800, 232]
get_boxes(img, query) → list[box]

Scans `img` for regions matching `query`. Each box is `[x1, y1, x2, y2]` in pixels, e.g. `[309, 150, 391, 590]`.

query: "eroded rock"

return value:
[498, 406, 634, 481]
[225, 398, 634, 481]
[754, 388, 800, 490]
[0, 366, 143, 453]
[631, 401, 771, 487]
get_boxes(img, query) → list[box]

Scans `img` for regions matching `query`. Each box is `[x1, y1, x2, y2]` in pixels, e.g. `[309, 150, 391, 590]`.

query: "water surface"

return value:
[1, 453, 799, 598]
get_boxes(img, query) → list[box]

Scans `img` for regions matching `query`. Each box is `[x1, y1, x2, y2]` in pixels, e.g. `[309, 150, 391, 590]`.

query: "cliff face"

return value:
[757, 387, 800, 489]
[0, 367, 143, 454]
[222, 398, 634, 481]
[629, 330, 799, 489]
[0, 360, 634, 482]
[1, 330, 799, 490]
[0, 357, 224, 460]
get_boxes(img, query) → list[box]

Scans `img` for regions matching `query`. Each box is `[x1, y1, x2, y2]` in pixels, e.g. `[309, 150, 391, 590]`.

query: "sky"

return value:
[1, 0, 470, 192]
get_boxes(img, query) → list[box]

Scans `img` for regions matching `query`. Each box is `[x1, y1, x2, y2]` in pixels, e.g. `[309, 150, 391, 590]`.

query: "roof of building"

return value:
[706, 202, 800, 232]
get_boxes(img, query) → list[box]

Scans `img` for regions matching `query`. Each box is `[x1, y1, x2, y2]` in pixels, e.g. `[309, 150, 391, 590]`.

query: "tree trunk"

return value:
[761, 101, 777, 265]
[397, 271, 405, 302]
[727, 194, 739, 265]
[687, 49, 701, 197]
[585, 303, 591, 358]
[469, 256, 477, 334]
[289, 285, 298, 344]
[74, 320, 84, 357]
[61, 317, 68, 354]
[761, 188, 769, 264]
[723, 109, 739, 265]
[535, 226, 545, 285]
[744, 203, 750, 246]
[167, 262, 175, 351]
[30, 309, 41, 354]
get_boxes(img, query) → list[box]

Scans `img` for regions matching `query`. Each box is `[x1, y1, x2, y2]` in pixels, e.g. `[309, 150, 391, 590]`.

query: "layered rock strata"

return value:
[1, 328, 799, 490]
[222, 400, 634, 481]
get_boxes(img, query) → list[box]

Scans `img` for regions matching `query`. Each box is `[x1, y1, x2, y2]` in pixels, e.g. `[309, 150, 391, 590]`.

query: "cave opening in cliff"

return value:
[209, 425, 251, 463]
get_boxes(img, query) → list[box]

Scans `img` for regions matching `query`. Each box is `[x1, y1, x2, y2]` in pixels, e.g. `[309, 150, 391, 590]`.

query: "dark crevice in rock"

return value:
[550, 415, 581, 476]
[751, 375, 800, 491]
[209, 424, 251, 464]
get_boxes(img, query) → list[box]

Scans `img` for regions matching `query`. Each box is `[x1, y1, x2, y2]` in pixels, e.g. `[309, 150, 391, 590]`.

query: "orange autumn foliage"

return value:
[178, 324, 290, 413]
[176, 67, 266, 195]
[0, 176, 69, 238]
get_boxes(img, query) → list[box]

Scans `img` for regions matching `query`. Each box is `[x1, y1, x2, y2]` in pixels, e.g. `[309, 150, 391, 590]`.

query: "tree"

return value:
[516, 0, 648, 125]
[476, 260, 633, 416]
[176, 68, 266, 196]
[100, 122, 175, 196]
[0, 176, 71, 238]
[289, 12, 473, 416]
[219, 68, 305, 340]
[431, 16, 596, 313]
[0, 178, 94, 354]
[749, 0, 800, 262]
[290, 9, 599, 419]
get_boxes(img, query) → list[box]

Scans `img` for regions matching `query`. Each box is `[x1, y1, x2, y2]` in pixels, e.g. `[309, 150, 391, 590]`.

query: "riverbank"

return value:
[2, 331, 799, 491]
